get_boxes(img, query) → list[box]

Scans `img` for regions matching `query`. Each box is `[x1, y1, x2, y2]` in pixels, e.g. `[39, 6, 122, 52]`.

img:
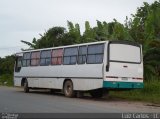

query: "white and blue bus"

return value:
[14, 41, 143, 98]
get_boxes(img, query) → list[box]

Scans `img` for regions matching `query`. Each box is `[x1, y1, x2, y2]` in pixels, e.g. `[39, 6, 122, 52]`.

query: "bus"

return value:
[14, 41, 143, 98]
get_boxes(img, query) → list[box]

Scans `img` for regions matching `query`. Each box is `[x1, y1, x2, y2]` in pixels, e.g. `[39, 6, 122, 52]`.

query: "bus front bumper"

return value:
[103, 81, 144, 89]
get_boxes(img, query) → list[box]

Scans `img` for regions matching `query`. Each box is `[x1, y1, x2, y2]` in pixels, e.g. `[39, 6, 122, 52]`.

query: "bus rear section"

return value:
[103, 41, 143, 89]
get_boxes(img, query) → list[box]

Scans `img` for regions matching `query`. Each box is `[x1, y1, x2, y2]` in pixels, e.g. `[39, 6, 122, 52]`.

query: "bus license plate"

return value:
[122, 77, 128, 80]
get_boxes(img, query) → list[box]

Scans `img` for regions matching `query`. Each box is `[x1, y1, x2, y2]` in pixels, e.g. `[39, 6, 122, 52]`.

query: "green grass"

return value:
[109, 77, 160, 104]
[0, 74, 13, 86]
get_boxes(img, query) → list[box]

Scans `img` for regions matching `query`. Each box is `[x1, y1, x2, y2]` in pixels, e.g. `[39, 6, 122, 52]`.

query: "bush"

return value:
[0, 74, 13, 86]
[110, 77, 160, 104]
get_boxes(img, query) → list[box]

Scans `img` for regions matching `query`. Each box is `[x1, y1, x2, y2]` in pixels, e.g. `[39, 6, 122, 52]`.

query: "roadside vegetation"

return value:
[0, 55, 14, 86]
[0, 74, 13, 86]
[0, 1, 159, 103]
[110, 77, 160, 104]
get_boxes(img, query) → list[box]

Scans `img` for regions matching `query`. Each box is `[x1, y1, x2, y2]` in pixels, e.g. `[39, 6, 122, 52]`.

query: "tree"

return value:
[21, 27, 66, 49]
[128, 1, 160, 79]
[0, 55, 15, 75]
[67, 21, 81, 44]
[82, 21, 96, 43]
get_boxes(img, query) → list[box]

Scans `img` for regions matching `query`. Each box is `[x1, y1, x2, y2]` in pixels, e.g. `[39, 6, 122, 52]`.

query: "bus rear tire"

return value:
[63, 80, 75, 98]
[24, 80, 29, 93]
[90, 89, 103, 98]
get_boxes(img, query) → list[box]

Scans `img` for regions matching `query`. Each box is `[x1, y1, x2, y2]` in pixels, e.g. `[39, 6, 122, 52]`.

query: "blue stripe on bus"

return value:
[103, 81, 144, 89]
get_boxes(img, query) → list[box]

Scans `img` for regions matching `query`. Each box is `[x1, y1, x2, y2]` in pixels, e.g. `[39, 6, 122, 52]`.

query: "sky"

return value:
[0, 0, 156, 58]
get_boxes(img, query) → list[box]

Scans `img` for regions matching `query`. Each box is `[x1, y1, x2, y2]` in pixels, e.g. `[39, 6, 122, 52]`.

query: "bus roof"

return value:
[15, 41, 108, 54]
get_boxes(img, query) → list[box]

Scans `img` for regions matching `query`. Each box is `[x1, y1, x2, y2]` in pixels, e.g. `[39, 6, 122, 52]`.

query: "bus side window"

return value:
[15, 57, 22, 72]
[22, 52, 31, 67]
[40, 50, 51, 66]
[87, 44, 104, 64]
[31, 51, 40, 66]
[52, 49, 63, 65]
[63, 47, 78, 65]
[78, 46, 87, 64]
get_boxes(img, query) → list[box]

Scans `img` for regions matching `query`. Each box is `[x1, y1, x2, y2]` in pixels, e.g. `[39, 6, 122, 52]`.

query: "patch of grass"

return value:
[0, 74, 13, 86]
[109, 77, 160, 104]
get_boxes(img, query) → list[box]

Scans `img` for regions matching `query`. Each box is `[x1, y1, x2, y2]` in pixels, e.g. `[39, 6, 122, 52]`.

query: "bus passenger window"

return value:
[78, 46, 87, 64]
[63, 47, 78, 65]
[87, 44, 104, 64]
[22, 52, 30, 67]
[40, 50, 51, 66]
[52, 49, 63, 65]
[31, 51, 40, 66]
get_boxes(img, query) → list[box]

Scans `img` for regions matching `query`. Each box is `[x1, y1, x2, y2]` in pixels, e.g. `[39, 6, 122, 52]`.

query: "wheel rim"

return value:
[64, 81, 73, 96]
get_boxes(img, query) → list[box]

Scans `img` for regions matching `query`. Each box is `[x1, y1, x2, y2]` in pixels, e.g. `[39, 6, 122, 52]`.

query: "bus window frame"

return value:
[77, 45, 87, 65]
[30, 51, 40, 66]
[108, 41, 142, 64]
[40, 50, 51, 66]
[86, 43, 104, 64]
[51, 48, 63, 65]
[22, 52, 31, 67]
[63, 46, 78, 65]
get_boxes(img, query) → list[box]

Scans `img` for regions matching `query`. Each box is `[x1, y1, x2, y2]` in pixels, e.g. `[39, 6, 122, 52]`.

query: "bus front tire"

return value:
[90, 89, 103, 98]
[24, 80, 29, 93]
[63, 80, 75, 98]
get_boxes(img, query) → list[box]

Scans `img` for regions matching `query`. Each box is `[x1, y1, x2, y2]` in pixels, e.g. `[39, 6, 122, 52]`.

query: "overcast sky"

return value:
[0, 0, 156, 58]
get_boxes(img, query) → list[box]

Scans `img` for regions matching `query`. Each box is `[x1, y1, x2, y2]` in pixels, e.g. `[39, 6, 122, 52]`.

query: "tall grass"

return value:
[110, 77, 160, 104]
[0, 74, 13, 86]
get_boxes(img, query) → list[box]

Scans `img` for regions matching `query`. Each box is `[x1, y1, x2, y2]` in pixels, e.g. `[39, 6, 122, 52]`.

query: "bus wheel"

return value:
[24, 80, 29, 93]
[63, 80, 75, 98]
[90, 89, 103, 98]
